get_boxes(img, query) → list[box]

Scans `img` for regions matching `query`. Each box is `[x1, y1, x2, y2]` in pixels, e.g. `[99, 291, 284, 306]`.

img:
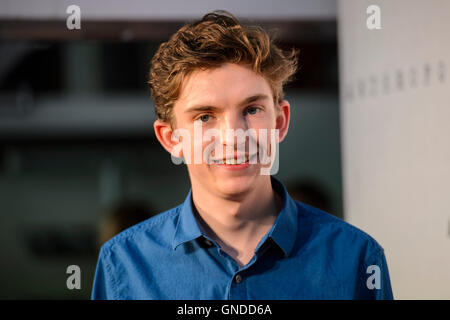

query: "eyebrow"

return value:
[184, 94, 270, 113]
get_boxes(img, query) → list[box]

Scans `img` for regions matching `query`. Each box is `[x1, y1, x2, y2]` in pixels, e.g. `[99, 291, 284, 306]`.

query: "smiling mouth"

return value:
[210, 153, 257, 165]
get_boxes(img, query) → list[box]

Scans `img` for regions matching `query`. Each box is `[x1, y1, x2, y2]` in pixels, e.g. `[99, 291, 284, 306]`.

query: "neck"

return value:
[191, 176, 283, 267]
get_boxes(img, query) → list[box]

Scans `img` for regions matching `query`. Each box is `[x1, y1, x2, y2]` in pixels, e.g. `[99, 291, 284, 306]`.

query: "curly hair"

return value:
[148, 11, 298, 126]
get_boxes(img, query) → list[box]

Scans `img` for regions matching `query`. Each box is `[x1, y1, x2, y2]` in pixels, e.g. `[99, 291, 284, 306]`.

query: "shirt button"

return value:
[235, 274, 242, 284]
[204, 239, 213, 247]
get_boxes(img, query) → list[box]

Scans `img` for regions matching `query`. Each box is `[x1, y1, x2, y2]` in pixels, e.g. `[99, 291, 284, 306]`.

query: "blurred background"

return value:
[0, 0, 448, 299]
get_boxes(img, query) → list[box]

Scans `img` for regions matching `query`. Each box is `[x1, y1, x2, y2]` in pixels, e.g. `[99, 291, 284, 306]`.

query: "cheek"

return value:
[185, 130, 219, 164]
[252, 116, 279, 156]
[249, 112, 277, 131]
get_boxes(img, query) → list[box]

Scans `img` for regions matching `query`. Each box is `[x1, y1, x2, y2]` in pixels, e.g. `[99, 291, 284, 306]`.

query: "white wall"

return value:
[338, 0, 450, 299]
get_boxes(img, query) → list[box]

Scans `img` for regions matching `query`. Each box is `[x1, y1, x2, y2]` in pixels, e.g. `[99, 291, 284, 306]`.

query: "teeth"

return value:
[212, 155, 252, 165]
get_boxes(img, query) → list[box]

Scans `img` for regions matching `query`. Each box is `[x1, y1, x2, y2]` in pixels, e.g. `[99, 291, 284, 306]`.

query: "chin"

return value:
[214, 173, 258, 196]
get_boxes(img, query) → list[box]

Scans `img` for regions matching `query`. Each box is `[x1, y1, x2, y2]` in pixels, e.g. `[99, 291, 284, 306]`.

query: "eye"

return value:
[197, 114, 212, 123]
[244, 105, 260, 116]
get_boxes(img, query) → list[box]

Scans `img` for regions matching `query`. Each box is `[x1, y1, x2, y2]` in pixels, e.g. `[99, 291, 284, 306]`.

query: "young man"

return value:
[91, 12, 393, 300]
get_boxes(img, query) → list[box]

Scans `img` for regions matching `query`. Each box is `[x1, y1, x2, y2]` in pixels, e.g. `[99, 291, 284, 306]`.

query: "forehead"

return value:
[177, 63, 273, 107]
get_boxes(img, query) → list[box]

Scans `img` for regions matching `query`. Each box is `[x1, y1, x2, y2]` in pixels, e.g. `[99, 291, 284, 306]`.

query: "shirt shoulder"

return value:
[294, 200, 385, 259]
[292, 201, 393, 299]
[92, 204, 185, 299]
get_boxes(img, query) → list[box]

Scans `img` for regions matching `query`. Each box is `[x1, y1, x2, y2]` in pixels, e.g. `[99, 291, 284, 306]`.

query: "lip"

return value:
[211, 153, 257, 163]
[211, 153, 257, 170]
[216, 161, 250, 170]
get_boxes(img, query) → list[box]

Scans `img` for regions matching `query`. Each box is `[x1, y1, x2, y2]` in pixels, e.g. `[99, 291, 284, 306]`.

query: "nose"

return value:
[219, 111, 249, 147]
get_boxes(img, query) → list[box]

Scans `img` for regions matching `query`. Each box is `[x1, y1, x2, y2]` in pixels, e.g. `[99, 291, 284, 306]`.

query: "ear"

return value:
[275, 100, 290, 143]
[153, 119, 183, 157]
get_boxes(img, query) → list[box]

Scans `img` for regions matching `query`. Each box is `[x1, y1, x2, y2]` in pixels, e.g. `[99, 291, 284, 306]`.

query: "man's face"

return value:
[159, 63, 290, 198]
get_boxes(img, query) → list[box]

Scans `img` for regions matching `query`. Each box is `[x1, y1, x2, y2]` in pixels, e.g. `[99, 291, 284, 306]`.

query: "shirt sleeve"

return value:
[356, 246, 394, 300]
[91, 246, 117, 300]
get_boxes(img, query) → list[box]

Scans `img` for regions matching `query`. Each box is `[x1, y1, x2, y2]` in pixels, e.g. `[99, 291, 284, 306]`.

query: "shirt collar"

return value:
[262, 176, 299, 257]
[171, 188, 203, 250]
[172, 176, 299, 257]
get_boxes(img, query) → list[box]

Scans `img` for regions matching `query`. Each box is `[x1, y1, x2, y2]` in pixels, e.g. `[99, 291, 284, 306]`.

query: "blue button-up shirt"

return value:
[91, 176, 393, 300]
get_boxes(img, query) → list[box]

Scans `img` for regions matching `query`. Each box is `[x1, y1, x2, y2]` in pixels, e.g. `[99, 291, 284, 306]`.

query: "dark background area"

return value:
[0, 16, 341, 299]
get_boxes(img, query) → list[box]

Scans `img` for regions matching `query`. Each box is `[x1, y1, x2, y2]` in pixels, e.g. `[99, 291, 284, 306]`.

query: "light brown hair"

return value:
[148, 11, 298, 126]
